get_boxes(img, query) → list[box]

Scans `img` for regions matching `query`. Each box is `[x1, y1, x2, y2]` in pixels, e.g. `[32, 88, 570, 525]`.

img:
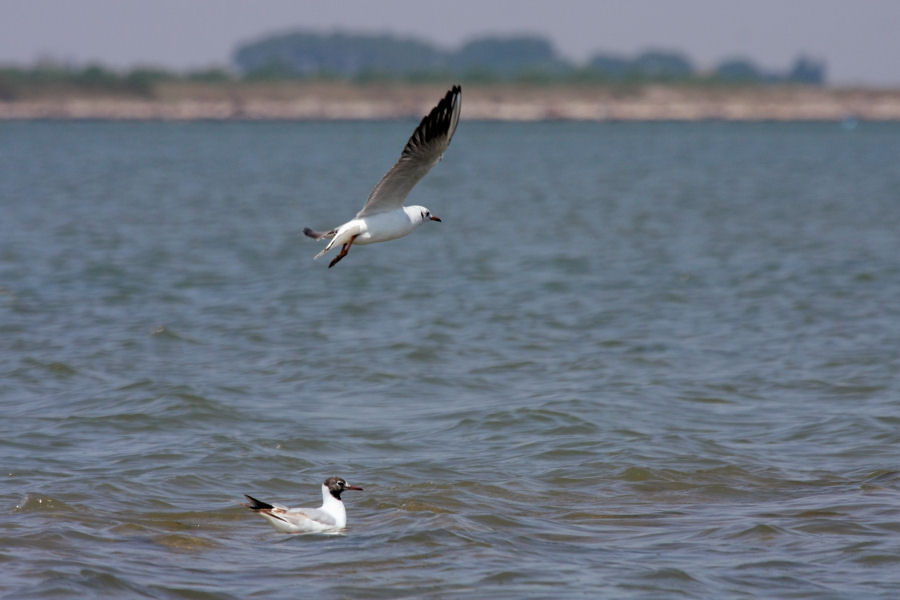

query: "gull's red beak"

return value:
[345, 484, 364, 491]
[429, 215, 442, 222]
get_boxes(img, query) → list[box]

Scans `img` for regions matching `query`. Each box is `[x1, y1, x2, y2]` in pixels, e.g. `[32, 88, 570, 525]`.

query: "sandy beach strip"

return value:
[3, 82, 900, 121]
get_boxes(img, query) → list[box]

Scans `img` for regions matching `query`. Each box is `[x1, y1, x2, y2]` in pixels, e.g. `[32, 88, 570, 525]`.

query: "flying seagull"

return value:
[243, 476, 364, 534]
[303, 84, 462, 268]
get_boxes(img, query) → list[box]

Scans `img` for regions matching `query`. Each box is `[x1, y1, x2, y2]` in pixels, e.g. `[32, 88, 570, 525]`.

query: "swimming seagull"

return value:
[243, 476, 364, 534]
[303, 84, 462, 267]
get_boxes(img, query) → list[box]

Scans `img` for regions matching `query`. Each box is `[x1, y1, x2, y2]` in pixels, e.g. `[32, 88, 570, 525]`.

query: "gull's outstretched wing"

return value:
[356, 85, 461, 218]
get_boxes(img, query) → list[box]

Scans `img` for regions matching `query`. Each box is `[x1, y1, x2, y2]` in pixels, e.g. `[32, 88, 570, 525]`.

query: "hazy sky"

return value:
[2, 0, 899, 85]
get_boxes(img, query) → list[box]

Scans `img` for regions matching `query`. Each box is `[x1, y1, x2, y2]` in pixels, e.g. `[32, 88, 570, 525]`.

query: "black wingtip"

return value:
[441, 84, 462, 114]
[243, 494, 274, 511]
[403, 84, 462, 158]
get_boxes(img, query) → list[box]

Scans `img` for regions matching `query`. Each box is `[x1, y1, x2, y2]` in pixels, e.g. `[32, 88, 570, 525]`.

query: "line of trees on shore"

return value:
[0, 64, 232, 100]
[0, 31, 825, 100]
[233, 31, 826, 85]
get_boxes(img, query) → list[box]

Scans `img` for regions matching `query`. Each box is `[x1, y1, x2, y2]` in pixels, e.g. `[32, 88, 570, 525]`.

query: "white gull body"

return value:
[304, 84, 462, 268]
[243, 476, 363, 534]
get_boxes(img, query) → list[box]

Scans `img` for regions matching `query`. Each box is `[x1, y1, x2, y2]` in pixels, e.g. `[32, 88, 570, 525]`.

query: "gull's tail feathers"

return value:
[243, 495, 292, 527]
[243, 495, 274, 511]
[303, 227, 337, 241]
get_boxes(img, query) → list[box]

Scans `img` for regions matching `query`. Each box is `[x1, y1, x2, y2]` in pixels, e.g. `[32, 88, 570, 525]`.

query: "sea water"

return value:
[2, 119, 899, 598]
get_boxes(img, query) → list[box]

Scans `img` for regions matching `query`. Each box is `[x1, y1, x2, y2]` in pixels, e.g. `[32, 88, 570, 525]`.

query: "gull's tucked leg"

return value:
[329, 235, 358, 268]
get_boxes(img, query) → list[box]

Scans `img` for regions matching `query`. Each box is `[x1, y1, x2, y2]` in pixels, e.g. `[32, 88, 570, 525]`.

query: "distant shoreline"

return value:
[3, 82, 900, 121]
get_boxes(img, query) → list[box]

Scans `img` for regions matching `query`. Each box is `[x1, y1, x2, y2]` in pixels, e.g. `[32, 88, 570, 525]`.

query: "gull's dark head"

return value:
[324, 476, 364, 499]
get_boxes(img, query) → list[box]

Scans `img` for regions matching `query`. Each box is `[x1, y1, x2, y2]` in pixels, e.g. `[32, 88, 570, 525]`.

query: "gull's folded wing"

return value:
[287, 507, 337, 527]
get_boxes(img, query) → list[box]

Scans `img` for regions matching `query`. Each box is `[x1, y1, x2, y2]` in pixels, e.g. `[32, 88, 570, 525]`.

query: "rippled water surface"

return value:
[2, 119, 900, 599]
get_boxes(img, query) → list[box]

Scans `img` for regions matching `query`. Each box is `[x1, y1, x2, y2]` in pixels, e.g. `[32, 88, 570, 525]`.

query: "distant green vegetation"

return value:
[233, 31, 826, 85]
[0, 64, 233, 100]
[0, 31, 826, 100]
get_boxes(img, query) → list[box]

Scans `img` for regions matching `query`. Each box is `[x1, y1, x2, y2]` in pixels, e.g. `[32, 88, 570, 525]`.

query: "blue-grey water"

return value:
[2, 119, 899, 599]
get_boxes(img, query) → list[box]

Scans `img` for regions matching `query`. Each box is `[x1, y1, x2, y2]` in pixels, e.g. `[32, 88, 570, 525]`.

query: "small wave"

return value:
[13, 358, 79, 381]
[149, 325, 199, 344]
[860, 470, 900, 491]
[153, 533, 221, 552]
[728, 523, 789, 540]
[14, 493, 73, 513]
[643, 567, 699, 582]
